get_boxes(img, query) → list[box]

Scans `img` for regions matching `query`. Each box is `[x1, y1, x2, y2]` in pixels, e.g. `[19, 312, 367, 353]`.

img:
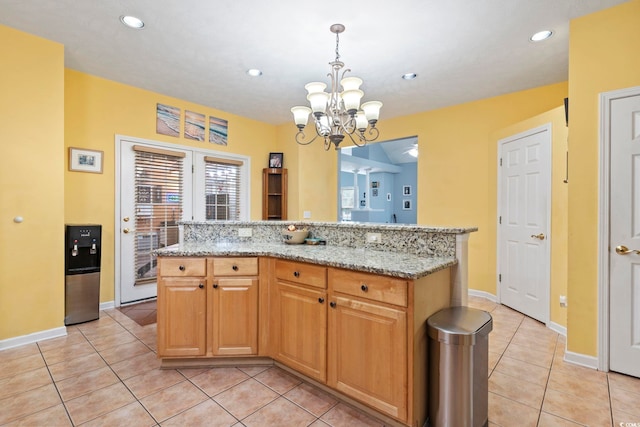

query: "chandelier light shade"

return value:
[290, 24, 382, 150]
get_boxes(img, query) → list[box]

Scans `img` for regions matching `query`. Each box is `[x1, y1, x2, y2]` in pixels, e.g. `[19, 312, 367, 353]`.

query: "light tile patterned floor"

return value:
[1, 296, 639, 426]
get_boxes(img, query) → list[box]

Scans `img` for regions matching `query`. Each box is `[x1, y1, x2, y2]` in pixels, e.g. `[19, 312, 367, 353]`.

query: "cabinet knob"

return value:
[330, 301, 336, 308]
[213, 283, 218, 289]
[198, 283, 204, 289]
[293, 271, 300, 278]
[318, 297, 325, 304]
[361, 284, 368, 292]
[232, 265, 238, 271]
[179, 265, 185, 271]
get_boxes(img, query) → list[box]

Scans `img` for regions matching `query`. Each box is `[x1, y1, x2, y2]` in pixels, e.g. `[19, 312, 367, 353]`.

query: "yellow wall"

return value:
[278, 83, 568, 296]
[64, 70, 278, 304]
[567, 0, 640, 356]
[491, 106, 569, 327]
[0, 27, 65, 340]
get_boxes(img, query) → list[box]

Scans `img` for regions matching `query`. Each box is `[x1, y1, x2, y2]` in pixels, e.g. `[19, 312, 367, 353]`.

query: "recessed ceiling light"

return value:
[402, 73, 417, 80]
[530, 30, 553, 42]
[247, 69, 263, 77]
[120, 15, 144, 29]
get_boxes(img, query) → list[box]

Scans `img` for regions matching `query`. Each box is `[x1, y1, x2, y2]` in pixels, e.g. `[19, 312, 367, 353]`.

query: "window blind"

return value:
[205, 158, 242, 220]
[134, 149, 184, 284]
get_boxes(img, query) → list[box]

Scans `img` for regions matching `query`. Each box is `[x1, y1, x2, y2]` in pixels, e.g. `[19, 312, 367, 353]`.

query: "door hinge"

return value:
[499, 274, 502, 282]
[499, 216, 502, 224]
[499, 158, 502, 166]
[192, 165, 195, 173]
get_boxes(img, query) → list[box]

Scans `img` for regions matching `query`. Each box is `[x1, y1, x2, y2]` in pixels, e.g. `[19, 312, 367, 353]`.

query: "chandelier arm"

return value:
[363, 126, 380, 142]
[294, 129, 320, 145]
[343, 130, 367, 147]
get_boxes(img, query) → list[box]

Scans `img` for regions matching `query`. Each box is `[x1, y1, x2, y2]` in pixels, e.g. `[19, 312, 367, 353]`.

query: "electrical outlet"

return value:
[303, 211, 311, 219]
[366, 232, 382, 243]
[238, 228, 252, 237]
[559, 295, 568, 307]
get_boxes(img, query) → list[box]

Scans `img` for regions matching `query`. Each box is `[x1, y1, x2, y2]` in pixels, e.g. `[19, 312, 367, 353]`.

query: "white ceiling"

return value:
[0, 0, 628, 125]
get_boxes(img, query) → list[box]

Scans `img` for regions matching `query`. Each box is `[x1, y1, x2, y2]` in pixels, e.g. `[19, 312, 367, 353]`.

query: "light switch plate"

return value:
[303, 211, 311, 219]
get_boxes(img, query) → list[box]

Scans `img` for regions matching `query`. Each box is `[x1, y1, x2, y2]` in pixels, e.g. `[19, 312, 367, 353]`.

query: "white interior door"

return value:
[609, 93, 640, 378]
[118, 139, 192, 304]
[498, 125, 551, 323]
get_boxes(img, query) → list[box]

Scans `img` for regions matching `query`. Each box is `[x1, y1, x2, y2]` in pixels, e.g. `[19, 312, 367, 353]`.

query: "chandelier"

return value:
[290, 24, 382, 151]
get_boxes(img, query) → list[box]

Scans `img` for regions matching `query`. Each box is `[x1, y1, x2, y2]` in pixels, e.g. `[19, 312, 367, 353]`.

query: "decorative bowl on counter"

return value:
[282, 228, 309, 244]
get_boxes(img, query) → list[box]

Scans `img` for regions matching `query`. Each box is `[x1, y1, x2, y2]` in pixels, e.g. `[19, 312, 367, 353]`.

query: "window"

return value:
[204, 156, 243, 220]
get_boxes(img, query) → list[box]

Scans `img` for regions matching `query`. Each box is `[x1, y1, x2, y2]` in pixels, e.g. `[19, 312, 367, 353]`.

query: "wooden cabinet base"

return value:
[160, 356, 274, 370]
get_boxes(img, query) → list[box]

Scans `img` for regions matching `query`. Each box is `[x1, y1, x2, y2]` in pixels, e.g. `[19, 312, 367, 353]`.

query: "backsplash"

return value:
[181, 221, 477, 258]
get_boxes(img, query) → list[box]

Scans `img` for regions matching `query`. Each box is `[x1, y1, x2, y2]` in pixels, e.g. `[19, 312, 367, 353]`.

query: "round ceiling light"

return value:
[120, 15, 145, 29]
[530, 30, 553, 42]
[402, 73, 418, 80]
[246, 69, 263, 77]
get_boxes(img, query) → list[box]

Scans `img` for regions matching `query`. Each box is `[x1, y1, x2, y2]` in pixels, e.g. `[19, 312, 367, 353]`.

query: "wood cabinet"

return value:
[327, 268, 408, 422]
[157, 258, 208, 357]
[262, 168, 287, 220]
[157, 256, 258, 358]
[272, 260, 327, 382]
[211, 257, 259, 355]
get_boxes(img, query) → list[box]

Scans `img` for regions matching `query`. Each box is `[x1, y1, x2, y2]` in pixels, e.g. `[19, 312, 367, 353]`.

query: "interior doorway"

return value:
[338, 137, 418, 224]
[497, 125, 552, 324]
[599, 85, 640, 378]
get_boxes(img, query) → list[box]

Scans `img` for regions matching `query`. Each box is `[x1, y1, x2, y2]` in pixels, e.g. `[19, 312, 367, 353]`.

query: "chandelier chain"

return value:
[335, 31, 341, 62]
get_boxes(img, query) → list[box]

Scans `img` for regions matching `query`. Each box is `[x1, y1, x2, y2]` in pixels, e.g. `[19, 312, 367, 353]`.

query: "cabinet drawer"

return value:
[213, 257, 258, 276]
[159, 257, 206, 277]
[276, 260, 327, 289]
[329, 268, 408, 307]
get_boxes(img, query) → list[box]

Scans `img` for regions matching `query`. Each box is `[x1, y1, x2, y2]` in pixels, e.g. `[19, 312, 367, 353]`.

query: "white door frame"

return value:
[597, 85, 640, 372]
[496, 124, 552, 325]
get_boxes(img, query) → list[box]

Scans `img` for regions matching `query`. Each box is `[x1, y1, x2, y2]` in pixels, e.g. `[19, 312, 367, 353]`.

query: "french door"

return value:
[116, 136, 249, 305]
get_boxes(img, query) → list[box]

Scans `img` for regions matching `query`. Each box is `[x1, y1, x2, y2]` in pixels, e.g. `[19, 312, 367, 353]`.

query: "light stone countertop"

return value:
[156, 241, 457, 280]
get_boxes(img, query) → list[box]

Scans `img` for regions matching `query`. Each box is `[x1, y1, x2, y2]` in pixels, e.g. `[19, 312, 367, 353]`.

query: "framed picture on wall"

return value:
[403, 185, 412, 196]
[69, 147, 103, 173]
[403, 199, 412, 210]
[269, 152, 283, 168]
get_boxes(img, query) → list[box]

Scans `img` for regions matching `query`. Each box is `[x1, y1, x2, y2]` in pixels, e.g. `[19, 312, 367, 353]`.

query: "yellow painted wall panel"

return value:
[0, 26, 65, 340]
[567, 0, 640, 356]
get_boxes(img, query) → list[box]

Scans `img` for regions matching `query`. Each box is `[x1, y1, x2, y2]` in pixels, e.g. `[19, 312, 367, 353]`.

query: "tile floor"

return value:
[1, 296, 639, 426]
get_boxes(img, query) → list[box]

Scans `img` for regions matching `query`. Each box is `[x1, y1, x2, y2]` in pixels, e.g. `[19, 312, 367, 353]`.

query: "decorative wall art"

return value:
[184, 110, 205, 141]
[209, 116, 228, 145]
[69, 147, 103, 173]
[403, 185, 412, 196]
[372, 189, 379, 197]
[156, 103, 180, 137]
[403, 199, 412, 210]
[371, 181, 380, 188]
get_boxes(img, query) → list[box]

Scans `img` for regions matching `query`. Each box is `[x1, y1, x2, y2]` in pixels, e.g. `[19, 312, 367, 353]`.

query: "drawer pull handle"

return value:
[179, 265, 185, 271]
[198, 283, 204, 289]
[330, 301, 337, 308]
[361, 284, 368, 292]
[318, 297, 325, 304]
[232, 265, 239, 271]
[213, 283, 218, 289]
[293, 271, 300, 278]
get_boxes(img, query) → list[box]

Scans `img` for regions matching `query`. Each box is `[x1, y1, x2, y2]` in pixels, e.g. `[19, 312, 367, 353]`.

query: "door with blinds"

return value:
[117, 137, 249, 305]
[119, 141, 193, 304]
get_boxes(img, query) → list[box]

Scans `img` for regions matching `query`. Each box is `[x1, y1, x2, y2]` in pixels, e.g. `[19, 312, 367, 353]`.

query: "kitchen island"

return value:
[155, 221, 476, 427]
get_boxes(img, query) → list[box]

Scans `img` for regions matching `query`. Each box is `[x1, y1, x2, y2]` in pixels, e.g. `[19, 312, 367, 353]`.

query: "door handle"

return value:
[530, 233, 545, 240]
[123, 228, 130, 234]
[615, 245, 640, 255]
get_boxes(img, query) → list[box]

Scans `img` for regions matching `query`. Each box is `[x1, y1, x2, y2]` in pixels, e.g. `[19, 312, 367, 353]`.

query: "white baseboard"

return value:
[100, 301, 115, 310]
[468, 289, 498, 302]
[0, 326, 67, 351]
[564, 350, 599, 370]
[548, 321, 567, 337]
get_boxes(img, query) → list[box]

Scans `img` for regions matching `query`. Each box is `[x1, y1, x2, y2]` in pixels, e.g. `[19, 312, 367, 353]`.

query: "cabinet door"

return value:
[328, 295, 407, 422]
[157, 277, 207, 357]
[274, 282, 327, 382]
[211, 277, 258, 355]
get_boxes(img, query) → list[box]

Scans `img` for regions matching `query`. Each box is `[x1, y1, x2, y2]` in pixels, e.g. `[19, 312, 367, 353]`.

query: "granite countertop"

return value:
[156, 242, 457, 280]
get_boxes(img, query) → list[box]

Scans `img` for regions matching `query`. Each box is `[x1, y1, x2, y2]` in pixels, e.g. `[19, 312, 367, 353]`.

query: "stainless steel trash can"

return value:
[427, 306, 493, 427]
